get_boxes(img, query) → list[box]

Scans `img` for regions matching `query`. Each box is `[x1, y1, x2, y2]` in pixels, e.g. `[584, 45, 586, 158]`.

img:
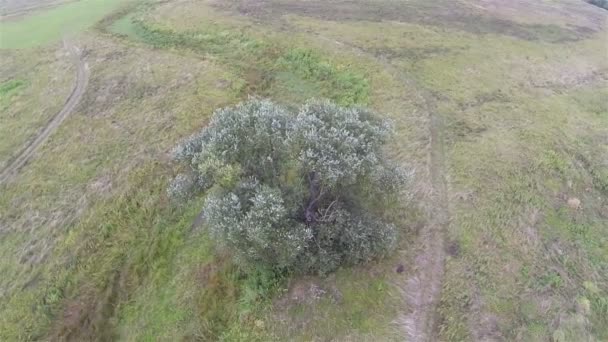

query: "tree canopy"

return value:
[169, 99, 407, 274]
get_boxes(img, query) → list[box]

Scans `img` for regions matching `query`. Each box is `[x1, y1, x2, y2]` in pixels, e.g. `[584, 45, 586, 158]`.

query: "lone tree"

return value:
[169, 99, 407, 274]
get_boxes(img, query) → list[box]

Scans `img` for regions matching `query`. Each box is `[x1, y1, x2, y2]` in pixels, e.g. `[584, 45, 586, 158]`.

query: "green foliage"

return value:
[0, 79, 26, 112]
[128, 19, 265, 62]
[171, 99, 405, 274]
[539, 271, 563, 289]
[0, 79, 25, 96]
[297, 205, 397, 275]
[205, 182, 313, 269]
[108, 13, 140, 40]
[278, 49, 370, 105]
[291, 100, 393, 186]
[238, 267, 283, 315]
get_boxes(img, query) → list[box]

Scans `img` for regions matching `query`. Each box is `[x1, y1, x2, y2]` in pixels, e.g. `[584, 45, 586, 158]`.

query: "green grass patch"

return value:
[268, 268, 399, 341]
[0, 0, 131, 49]
[277, 48, 370, 105]
[117, 230, 283, 341]
[0, 79, 26, 96]
[0, 79, 26, 111]
[114, 17, 268, 63]
[103, 8, 370, 106]
[107, 13, 142, 40]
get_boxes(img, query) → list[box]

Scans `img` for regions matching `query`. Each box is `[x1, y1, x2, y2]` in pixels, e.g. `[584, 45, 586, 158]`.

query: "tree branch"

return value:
[305, 171, 322, 224]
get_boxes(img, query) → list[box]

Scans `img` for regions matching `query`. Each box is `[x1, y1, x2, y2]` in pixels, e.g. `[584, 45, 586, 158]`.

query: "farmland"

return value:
[0, 0, 606, 340]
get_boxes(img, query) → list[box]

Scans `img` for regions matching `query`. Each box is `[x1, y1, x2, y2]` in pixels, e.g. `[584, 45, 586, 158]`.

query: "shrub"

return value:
[296, 204, 398, 275]
[204, 181, 312, 269]
[170, 99, 407, 274]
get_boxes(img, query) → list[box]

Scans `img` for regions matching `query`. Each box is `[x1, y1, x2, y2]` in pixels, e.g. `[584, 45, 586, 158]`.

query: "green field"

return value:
[0, 0, 606, 340]
[0, 0, 129, 49]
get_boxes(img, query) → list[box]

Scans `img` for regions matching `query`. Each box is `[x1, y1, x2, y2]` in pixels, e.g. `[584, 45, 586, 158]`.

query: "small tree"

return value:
[170, 99, 407, 274]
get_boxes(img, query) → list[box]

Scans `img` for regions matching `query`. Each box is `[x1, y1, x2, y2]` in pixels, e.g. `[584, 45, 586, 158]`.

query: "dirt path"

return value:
[400, 95, 449, 342]
[314, 34, 450, 342]
[380, 55, 448, 342]
[0, 40, 89, 183]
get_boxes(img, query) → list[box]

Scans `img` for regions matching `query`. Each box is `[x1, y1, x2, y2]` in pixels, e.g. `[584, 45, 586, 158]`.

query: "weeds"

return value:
[102, 9, 370, 106]
[1, 163, 282, 340]
[278, 49, 369, 105]
[0, 79, 26, 111]
[0, 79, 25, 96]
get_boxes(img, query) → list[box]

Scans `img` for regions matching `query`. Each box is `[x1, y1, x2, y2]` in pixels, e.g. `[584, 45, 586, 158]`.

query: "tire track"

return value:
[399, 96, 449, 342]
[0, 40, 89, 183]
[314, 35, 450, 342]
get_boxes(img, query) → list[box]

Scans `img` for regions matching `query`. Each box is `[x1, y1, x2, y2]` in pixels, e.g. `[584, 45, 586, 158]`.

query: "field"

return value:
[0, 0, 606, 341]
[0, 0, 131, 48]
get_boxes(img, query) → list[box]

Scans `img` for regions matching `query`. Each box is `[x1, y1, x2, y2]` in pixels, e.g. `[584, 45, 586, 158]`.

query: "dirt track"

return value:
[312, 33, 450, 342]
[0, 40, 89, 183]
[381, 53, 449, 342]
[400, 96, 448, 342]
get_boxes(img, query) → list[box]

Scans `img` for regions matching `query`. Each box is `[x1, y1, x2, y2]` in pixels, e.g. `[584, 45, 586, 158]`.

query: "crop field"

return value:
[0, 0, 606, 341]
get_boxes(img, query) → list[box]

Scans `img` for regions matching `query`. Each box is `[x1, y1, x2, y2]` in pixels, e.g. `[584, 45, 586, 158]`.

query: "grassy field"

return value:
[0, 0, 606, 340]
[0, 0, 129, 48]
[287, 5, 607, 339]
[0, 48, 75, 169]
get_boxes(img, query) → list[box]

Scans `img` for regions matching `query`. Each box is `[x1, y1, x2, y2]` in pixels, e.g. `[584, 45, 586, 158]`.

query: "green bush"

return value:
[170, 99, 407, 274]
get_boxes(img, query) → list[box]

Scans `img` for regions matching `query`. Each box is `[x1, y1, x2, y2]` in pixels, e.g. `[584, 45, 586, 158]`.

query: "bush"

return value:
[170, 99, 407, 274]
[204, 181, 312, 269]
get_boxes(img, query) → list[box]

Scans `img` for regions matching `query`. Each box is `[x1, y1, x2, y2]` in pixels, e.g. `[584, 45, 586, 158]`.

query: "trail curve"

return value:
[0, 40, 89, 183]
